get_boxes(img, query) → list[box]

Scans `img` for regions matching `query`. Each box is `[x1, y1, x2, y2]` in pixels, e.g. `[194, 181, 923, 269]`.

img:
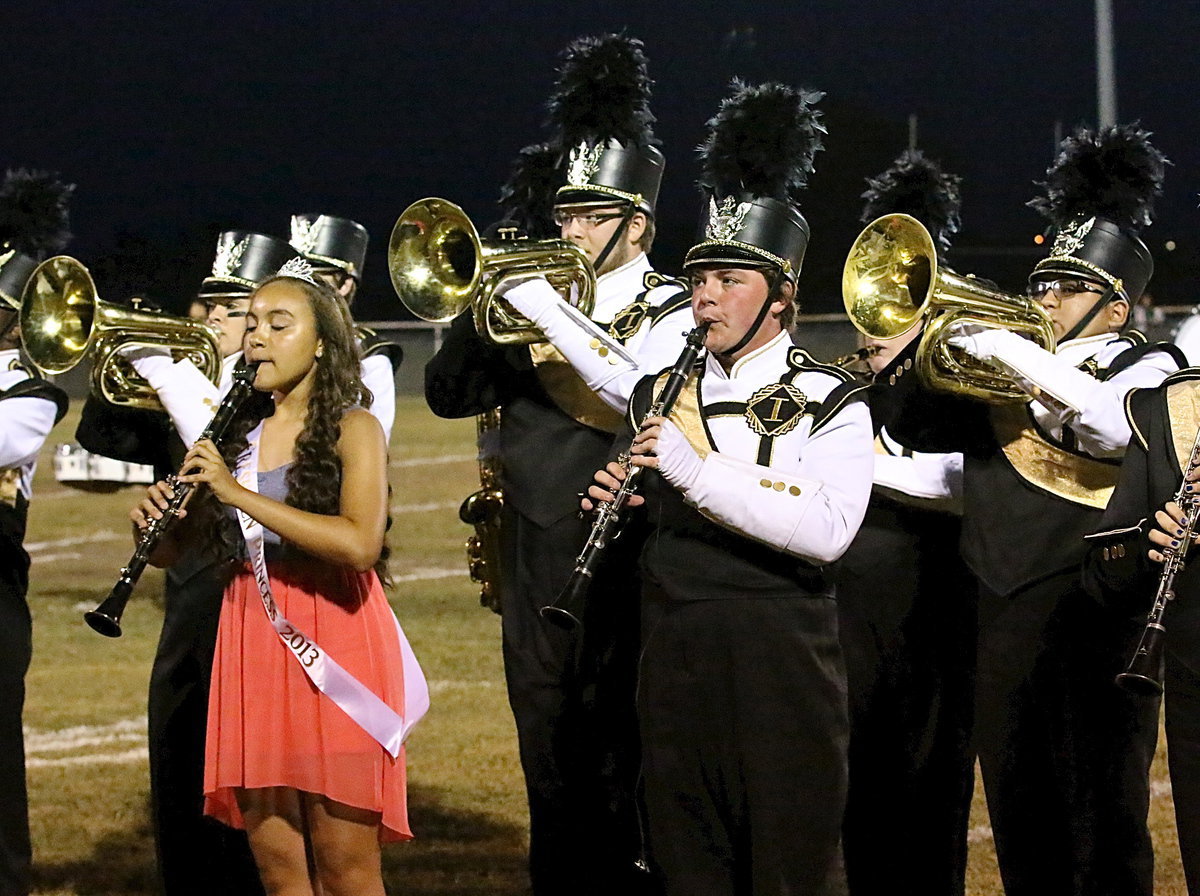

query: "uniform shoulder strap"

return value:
[0, 377, 69, 424]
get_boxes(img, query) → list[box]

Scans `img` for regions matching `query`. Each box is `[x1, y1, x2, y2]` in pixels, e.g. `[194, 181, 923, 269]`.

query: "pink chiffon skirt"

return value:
[204, 561, 411, 842]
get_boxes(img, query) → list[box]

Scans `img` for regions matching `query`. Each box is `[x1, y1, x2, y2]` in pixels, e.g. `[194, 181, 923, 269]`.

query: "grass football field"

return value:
[21, 396, 1188, 894]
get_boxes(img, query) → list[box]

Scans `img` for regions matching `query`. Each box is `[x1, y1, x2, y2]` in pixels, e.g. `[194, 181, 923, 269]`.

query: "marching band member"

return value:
[0, 169, 71, 896]
[78, 231, 304, 896]
[424, 34, 669, 895]
[835, 151, 976, 896]
[587, 81, 873, 896]
[882, 124, 1182, 896]
[1083, 368, 1200, 896]
[289, 213, 402, 439]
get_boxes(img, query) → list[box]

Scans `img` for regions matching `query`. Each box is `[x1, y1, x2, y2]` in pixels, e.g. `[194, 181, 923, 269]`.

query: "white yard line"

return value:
[393, 567, 466, 583]
[25, 531, 125, 553]
[391, 500, 459, 514]
[27, 748, 148, 769]
[390, 453, 475, 468]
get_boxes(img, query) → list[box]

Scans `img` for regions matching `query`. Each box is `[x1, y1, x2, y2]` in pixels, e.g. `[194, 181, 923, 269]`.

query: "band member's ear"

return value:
[315, 341, 325, 361]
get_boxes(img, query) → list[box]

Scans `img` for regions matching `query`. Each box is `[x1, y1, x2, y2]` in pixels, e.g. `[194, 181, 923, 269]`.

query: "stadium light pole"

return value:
[1096, 0, 1117, 126]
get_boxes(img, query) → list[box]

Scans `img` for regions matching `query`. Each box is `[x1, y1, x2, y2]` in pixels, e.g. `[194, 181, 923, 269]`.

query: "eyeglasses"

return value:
[552, 210, 625, 229]
[1028, 277, 1104, 300]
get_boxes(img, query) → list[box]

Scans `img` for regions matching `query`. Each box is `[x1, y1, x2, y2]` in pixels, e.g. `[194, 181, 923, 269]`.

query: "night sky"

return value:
[4, 0, 1199, 318]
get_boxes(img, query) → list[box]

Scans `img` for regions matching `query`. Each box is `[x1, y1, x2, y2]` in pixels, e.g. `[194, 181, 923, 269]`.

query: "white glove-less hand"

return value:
[653, 419, 704, 493]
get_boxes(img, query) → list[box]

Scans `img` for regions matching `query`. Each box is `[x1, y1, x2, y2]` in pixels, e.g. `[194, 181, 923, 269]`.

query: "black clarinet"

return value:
[85, 362, 261, 637]
[1115, 424, 1200, 695]
[539, 322, 710, 631]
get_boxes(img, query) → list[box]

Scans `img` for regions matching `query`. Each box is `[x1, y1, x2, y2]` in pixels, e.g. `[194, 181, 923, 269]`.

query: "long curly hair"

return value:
[210, 275, 391, 581]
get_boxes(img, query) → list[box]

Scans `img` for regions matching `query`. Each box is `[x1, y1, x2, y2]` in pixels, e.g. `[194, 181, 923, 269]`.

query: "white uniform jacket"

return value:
[0, 350, 62, 502]
[646, 330, 874, 567]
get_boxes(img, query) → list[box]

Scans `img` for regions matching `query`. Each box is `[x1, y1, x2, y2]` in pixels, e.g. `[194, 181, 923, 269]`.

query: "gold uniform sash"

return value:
[0, 469, 18, 509]
[1166, 381, 1200, 476]
[990, 403, 1119, 510]
[529, 343, 625, 435]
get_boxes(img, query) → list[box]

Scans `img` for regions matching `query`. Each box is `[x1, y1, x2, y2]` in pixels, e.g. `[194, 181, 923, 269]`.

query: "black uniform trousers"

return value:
[148, 560, 263, 896]
[637, 591, 848, 896]
[975, 571, 1157, 896]
[1164, 594, 1200, 895]
[0, 505, 32, 896]
[837, 500, 977, 896]
[499, 504, 651, 896]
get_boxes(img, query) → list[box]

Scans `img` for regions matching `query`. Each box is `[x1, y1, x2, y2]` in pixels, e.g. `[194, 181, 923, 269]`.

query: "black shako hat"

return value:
[199, 231, 302, 300]
[1028, 123, 1167, 303]
[0, 169, 74, 311]
[684, 81, 825, 283]
[546, 34, 664, 215]
[861, 150, 962, 257]
[289, 214, 369, 280]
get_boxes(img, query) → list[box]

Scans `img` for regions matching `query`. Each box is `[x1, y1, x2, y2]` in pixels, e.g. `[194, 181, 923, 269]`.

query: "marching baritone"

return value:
[423, 34, 670, 896]
[1083, 367, 1200, 896]
[835, 151, 976, 896]
[878, 124, 1183, 896]
[587, 82, 873, 896]
[0, 168, 71, 896]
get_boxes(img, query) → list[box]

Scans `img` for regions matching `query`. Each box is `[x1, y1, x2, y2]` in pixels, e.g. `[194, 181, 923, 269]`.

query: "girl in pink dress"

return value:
[134, 271, 409, 896]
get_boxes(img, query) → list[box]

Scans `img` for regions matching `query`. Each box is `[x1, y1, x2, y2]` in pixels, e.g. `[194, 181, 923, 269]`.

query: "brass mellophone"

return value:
[84, 362, 261, 637]
[539, 322, 711, 632]
[1115, 425, 1200, 695]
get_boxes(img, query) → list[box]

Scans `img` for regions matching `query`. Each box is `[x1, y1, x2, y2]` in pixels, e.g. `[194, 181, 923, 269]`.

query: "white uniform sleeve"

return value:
[0, 396, 57, 467]
[979, 331, 1179, 457]
[679, 401, 874, 565]
[1174, 314, 1200, 367]
[361, 355, 397, 441]
[872, 428, 963, 502]
[499, 278, 639, 412]
[126, 354, 221, 448]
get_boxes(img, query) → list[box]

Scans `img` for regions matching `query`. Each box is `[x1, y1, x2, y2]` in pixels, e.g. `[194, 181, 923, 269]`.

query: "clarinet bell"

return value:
[539, 571, 589, 632]
[84, 581, 133, 638]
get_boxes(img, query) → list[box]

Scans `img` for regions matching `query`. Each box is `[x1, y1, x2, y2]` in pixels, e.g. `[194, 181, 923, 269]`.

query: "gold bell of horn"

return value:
[19, 256, 221, 411]
[387, 197, 595, 345]
[842, 213, 1057, 403]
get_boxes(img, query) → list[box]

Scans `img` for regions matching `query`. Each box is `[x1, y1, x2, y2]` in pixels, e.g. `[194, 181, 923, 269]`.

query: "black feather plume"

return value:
[546, 33, 657, 148]
[1028, 123, 1167, 234]
[861, 150, 962, 253]
[497, 142, 563, 240]
[0, 168, 74, 258]
[697, 80, 826, 203]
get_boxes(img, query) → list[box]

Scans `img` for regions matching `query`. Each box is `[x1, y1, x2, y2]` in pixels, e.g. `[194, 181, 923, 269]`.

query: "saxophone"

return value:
[460, 408, 505, 613]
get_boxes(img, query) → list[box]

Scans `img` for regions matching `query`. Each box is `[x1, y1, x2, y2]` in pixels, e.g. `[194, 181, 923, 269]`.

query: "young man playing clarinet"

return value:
[587, 81, 874, 896]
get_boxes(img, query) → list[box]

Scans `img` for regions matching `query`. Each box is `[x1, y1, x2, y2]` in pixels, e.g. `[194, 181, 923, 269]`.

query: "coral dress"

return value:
[203, 465, 411, 842]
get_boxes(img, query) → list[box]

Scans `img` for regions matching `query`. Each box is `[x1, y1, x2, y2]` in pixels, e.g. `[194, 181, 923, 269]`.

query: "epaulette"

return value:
[787, 346, 856, 383]
[361, 337, 405, 371]
[0, 377, 69, 424]
[1102, 338, 1187, 380]
[1123, 386, 1156, 453]
[643, 271, 688, 292]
